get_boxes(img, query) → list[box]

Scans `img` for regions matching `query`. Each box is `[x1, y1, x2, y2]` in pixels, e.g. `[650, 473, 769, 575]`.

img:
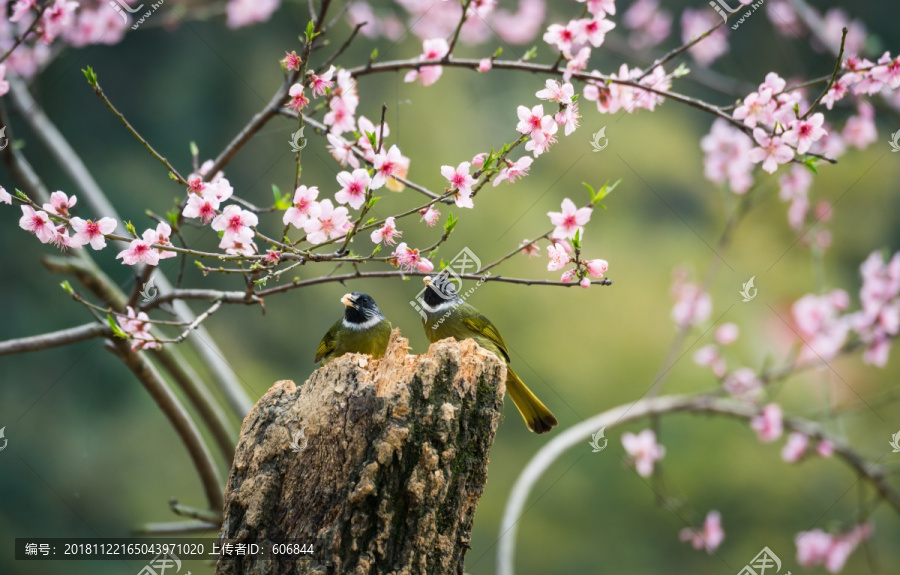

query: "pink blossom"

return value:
[555, 101, 580, 136]
[42, 191, 76, 217]
[183, 195, 219, 224]
[226, 0, 280, 29]
[324, 95, 358, 135]
[796, 524, 872, 573]
[792, 291, 850, 362]
[623, 0, 672, 50]
[766, 1, 801, 37]
[822, 8, 866, 56]
[0, 186, 11, 204]
[543, 21, 578, 57]
[579, 0, 615, 17]
[264, 249, 282, 265]
[733, 92, 776, 129]
[750, 403, 783, 443]
[281, 51, 301, 71]
[524, 129, 558, 158]
[371, 145, 406, 190]
[10, 0, 37, 23]
[723, 367, 762, 402]
[335, 169, 371, 210]
[491, 0, 546, 44]
[419, 206, 441, 227]
[212, 205, 258, 244]
[681, 9, 728, 65]
[579, 277, 591, 289]
[308, 65, 335, 97]
[471, 153, 487, 168]
[679, 511, 724, 553]
[546, 242, 571, 271]
[535, 79, 575, 104]
[393, 242, 433, 273]
[520, 239, 540, 258]
[41, 0, 78, 43]
[219, 233, 257, 257]
[441, 161, 476, 199]
[548, 198, 591, 240]
[842, 106, 878, 149]
[404, 38, 449, 86]
[561, 269, 577, 283]
[326, 133, 359, 168]
[355, 115, 389, 162]
[715, 323, 739, 345]
[303, 199, 351, 244]
[872, 52, 900, 90]
[70, 217, 117, 250]
[493, 156, 533, 186]
[781, 432, 809, 463]
[783, 113, 827, 154]
[370, 217, 402, 245]
[817, 440, 835, 458]
[146, 223, 177, 260]
[700, 119, 755, 193]
[117, 306, 161, 351]
[821, 80, 849, 110]
[748, 128, 794, 174]
[621, 429, 665, 477]
[516, 104, 559, 139]
[585, 259, 608, 278]
[116, 236, 159, 266]
[670, 270, 712, 327]
[286, 84, 309, 112]
[848, 251, 900, 367]
[693, 344, 726, 378]
[575, 16, 616, 48]
[19, 206, 56, 244]
[478, 58, 493, 72]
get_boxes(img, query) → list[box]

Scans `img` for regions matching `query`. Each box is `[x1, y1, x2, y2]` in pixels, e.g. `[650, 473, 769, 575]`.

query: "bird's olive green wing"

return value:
[462, 314, 511, 363]
[314, 320, 341, 364]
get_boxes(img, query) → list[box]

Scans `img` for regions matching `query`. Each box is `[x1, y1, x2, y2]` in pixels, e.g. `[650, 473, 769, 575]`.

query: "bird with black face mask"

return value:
[315, 292, 392, 365]
[419, 275, 558, 433]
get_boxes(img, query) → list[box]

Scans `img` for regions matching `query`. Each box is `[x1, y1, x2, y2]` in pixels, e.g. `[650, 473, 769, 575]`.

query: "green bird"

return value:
[315, 292, 392, 365]
[419, 276, 558, 434]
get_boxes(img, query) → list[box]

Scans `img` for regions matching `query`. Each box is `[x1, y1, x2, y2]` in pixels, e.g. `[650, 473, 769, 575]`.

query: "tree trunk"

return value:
[215, 330, 505, 575]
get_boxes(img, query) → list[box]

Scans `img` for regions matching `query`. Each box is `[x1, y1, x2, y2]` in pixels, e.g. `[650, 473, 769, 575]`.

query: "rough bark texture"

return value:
[215, 330, 505, 575]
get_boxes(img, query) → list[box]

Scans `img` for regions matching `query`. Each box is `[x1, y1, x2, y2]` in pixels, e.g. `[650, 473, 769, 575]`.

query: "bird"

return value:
[314, 292, 392, 365]
[419, 275, 558, 433]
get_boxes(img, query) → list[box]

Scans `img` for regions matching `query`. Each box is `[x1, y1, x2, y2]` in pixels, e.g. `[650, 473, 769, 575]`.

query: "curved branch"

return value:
[498, 394, 899, 575]
[0, 323, 110, 356]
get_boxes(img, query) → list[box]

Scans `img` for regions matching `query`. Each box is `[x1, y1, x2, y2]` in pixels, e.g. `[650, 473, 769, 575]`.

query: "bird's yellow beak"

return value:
[341, 293, 357, 308]
[423, 276, 432, 286]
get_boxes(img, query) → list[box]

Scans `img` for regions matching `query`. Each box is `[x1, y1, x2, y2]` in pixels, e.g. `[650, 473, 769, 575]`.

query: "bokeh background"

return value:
[1, 0, 899, 573]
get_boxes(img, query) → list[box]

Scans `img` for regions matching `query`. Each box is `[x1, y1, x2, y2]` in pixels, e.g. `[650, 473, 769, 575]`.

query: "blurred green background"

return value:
[1, 0, 899, 573]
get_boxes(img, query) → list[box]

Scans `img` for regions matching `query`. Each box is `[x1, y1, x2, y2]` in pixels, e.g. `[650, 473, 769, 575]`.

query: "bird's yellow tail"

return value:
[505, 367, 558, 434]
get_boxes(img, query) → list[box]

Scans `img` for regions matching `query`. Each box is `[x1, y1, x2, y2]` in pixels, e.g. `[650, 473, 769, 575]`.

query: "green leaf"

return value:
[15, 189, 28, 200]
[672, 63, 690, 78]
[591, 178, 621, 205]
[372, 244, 382, 256]
[81, 66, 98, 88]
[168, 172, 177, 181]
[493, 47, 503, 58]
[582, 182, 596, 200]
[107, 314, 129, 339]
[166, 207, 180, 227]
[305, 20, 317, 41]
[572, 229, 582, 250]
[365, 217, 376, 226]
[444, 212, 459, 234]
[366, 196, 380, 209]
[366, 131, 377, 149]
[254, 278, 268, 286]
[60, 280, 74, 295]
[523, 46, 538, 61]
[124, 221, 138, 238]
[802, 157, 819, 175]
[370, 48, 378, 62]
[273, 184, 291, 210]
[189, 141, 199, 157]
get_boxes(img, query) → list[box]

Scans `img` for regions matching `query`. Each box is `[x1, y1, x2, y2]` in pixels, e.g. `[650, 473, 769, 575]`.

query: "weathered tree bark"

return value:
[215, 330, 505, 575]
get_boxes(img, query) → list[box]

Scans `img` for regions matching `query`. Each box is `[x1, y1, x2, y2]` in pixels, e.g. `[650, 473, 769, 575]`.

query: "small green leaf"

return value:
[124, 221, 138, 238]
[305, 20, 317, 41]
[169, 172, 177, 181]
[672, 63, 690, 78]
[60, 280, 74, 295]
[107, 314, 129, 339]
[366, 131, 377, 149]
[582, 182, 596, 200]
[370, 48, 378, 62]
[194, 260, 205, 269]
[572, 229, 582, 250]
[15, 189, 29, 200]
[802, 157, 819, 175]
[254, 278, 268, 286]
[366, 196, 380, 209]
[166, 208, 179, 227]
[81, 66, 98, 87]
[444, 212, 459, 234]
[493, 47, 503, 58]
[189, 141, 199, 157]
[523, 46, 538, 61]
[365, 217, 376, 225]
[372, 244, 382, 256]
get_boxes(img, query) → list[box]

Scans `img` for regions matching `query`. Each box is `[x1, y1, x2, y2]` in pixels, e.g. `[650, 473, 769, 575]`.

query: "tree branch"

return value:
[0, 323, 110, 356]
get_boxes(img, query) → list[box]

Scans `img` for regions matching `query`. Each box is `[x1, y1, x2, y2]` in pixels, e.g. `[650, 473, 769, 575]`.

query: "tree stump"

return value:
[215, 330, 506, 575]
